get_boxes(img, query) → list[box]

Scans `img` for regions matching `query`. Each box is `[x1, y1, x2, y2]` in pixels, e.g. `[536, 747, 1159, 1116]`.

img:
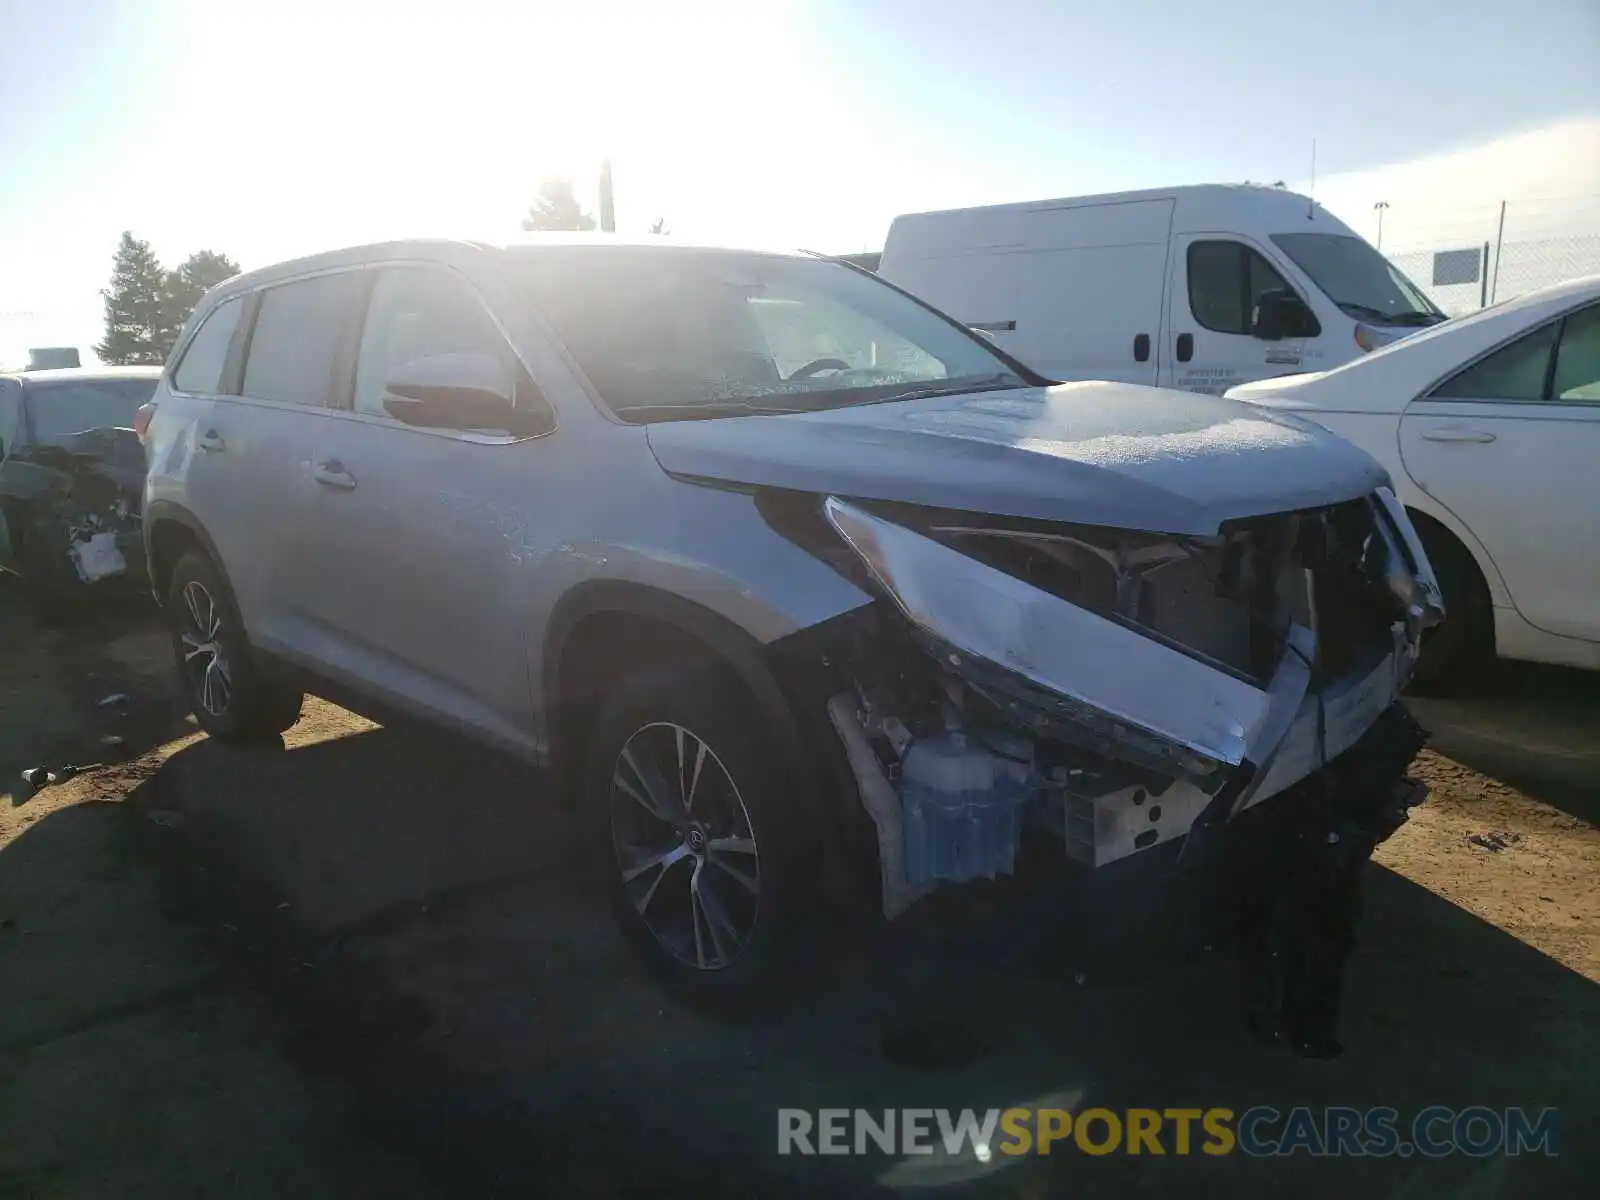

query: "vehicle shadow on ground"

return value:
[79, 721, 1598, 1198]
[1409, 661, 1600, 826]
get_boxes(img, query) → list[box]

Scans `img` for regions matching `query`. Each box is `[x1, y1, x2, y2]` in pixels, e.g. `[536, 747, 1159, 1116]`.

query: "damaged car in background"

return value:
[0, 367, 158, 618]
[141, 241, 1442, 1049]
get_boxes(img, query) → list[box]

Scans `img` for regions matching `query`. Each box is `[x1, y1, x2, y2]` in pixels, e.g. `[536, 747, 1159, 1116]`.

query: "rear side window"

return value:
[1432, 323, 1557, 402]
[1552, 302, 1600, 402]
[173, 296, 245, 394]
[1187, 241, 1295, 335]
[241, 272, 364, 407]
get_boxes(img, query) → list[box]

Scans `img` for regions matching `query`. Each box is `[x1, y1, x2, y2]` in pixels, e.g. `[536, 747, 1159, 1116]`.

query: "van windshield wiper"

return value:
[1336, 302, 1443, 327]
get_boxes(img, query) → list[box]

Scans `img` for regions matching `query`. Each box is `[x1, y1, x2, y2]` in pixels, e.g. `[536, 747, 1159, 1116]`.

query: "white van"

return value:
[878, 185, 1447, 393]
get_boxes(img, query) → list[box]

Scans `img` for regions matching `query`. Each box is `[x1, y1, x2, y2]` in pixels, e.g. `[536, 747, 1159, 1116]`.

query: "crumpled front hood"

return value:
[646, 381, 1388, 535]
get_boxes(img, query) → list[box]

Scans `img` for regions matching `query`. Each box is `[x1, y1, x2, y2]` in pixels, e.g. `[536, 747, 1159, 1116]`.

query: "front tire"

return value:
[584, 665, 815, 1016]
[166, 550, 303, 741]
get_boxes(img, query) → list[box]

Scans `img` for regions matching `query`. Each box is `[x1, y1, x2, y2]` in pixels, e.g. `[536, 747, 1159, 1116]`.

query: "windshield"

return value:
[513, 248, 1029, 422]
[1270, 233, 1444, 326]
[25, 378, 155, 443]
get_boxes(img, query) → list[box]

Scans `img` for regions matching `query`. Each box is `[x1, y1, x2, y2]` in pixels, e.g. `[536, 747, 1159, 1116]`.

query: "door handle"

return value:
[1420, 429, 1496, 443]
[196, 429, 226, 453]
[1133, 333, 1151, 363]
[1176, 333, 1194, 363]
[312, 459, 357, 490]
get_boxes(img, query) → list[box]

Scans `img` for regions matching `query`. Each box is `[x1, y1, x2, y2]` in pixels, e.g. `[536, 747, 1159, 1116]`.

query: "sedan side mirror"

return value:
[382, 352, 546, 435]
[1252, 289, 1319, 341]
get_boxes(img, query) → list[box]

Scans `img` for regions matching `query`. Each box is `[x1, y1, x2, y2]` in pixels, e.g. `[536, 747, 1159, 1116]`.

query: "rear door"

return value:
[1398, 299, 1600, 642]
[1165, 236, 1315, 393]
[186, 273, 365, 659]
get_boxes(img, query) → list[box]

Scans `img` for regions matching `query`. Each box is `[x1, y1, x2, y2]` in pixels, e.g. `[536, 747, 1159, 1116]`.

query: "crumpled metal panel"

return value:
[824, 497, 1279, 771]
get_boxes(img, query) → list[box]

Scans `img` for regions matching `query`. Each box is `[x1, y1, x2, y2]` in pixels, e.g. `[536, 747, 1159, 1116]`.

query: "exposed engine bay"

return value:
[764, 485, 1443, 921]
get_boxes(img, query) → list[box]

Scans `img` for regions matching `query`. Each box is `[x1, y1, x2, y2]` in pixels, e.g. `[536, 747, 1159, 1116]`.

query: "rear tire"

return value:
[1409, 519, 1492, 693]
[166, 550, 303, 742]
[584, 664, 819, 1018]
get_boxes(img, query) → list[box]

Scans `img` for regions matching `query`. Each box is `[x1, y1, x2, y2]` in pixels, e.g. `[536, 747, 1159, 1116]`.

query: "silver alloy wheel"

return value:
[178, 580, 232, 717]
[609, 721, 761, 971]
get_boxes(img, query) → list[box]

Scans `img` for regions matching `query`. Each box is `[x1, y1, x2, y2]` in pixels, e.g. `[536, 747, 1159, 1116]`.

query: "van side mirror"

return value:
[382, 352, 548, 436]
[1252, 289, 1319, 341]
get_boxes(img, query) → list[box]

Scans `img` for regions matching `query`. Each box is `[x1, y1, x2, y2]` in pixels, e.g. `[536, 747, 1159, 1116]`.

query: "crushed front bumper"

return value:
[815, 486, 1441, 917]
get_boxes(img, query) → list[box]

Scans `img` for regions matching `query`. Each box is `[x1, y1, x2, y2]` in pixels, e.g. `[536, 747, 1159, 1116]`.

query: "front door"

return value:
[1164, 235, 1313, 394]
[1398, 300, 1600, 643]
[305, 262, 557, 751]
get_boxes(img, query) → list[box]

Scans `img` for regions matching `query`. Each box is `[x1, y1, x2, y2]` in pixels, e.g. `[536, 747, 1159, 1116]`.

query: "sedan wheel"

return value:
[610, 721, 762, 971]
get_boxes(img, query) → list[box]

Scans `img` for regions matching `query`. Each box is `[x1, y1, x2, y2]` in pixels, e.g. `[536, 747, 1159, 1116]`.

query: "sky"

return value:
[2, 0, 1597, 364]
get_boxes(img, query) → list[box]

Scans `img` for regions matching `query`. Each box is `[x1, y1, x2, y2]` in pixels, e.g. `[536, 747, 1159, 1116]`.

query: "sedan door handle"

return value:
[1421, 429, 1497, 443]
[196, 429, 226, 453]
[311, 459, 357, 490]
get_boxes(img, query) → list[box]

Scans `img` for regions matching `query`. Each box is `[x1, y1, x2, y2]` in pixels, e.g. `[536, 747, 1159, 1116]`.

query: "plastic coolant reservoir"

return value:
[900, 731, 1032, 885]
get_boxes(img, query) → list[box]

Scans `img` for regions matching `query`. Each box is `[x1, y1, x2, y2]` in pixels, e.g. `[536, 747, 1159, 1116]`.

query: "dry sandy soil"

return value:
[1, 587, 1596, 1198]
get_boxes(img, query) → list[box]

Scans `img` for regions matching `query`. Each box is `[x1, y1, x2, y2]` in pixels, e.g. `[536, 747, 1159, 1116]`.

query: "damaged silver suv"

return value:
[142, 239, 1443, 1022]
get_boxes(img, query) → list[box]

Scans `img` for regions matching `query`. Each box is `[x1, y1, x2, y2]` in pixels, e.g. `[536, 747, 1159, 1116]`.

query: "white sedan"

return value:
[1228, 274, 1600, 683]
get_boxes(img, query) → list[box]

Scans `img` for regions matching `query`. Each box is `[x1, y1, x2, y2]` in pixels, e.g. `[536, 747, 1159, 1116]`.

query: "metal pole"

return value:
[1481, 243, 1490, 309]
[1374, 200, 1389, 250]
[1490, 200, 1507, 304]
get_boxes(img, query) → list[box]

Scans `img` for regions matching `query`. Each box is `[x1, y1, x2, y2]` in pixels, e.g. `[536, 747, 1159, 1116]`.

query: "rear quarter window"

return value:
[173, 296, 246, 394]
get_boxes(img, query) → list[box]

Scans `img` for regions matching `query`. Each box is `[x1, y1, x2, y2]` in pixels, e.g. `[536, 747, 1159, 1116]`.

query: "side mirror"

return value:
[1252, 289, 1318, 341]
[382, 352, 545, 435]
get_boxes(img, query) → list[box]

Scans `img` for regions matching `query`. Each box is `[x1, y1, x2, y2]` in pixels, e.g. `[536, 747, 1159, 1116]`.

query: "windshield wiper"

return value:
[1336, 302, 1391, 322]
[1337, 301, 1442, 327]
[870, 373, 1030, 405]
[619, 400, 805, 423]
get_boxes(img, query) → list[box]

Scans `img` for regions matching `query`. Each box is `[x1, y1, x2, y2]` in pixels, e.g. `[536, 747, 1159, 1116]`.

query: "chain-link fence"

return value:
[1382, 197, 1600, 316]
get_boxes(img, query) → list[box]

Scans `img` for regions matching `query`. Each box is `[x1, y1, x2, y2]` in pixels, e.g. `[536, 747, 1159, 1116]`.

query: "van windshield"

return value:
[1271, 233, 1445, 328]
[512, 247, 1030, 423]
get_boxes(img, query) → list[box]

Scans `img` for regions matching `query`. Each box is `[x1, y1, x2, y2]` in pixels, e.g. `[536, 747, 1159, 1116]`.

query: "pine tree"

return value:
[165, 250, 241, 329]
[96, 232, 174, 365]
[521, 179, 597, 231]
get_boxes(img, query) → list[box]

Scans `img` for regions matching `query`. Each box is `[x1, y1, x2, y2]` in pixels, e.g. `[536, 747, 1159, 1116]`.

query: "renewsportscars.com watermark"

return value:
[778, 1106, 1560, 1159]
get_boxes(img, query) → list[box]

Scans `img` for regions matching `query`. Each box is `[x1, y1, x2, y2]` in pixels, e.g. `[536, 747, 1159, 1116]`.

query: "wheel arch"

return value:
[142, 500, 226, 607]
[1407, 503, 1496, 658]
[542, 580, 823, 821]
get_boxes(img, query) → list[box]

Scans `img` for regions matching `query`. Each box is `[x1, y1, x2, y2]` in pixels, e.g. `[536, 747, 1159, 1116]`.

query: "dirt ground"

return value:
[2, 587, 1596, 1198]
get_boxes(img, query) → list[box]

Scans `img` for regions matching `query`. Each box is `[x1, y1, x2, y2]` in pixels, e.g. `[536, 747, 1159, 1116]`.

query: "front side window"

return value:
[1432, 323, 1557, 402]
[1552, 302, 1600, 402]
[241, 272, 365, 407]
[1186, 241, 1298, 335]
[1271, 233, 1442, 327]
[24, 378, 157, 443]
[512, 248, 1026, 422]
[173, 296, 245, 394]
[351, 267, 519, 418]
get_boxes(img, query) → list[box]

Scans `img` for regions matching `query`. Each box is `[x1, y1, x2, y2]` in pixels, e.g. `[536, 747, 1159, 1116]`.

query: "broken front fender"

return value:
[823, 497, 1305, 789]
